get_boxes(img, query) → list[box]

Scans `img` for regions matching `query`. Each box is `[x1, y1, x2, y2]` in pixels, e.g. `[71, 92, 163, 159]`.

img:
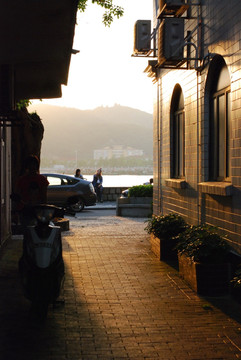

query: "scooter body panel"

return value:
[18, 205, 65, 318]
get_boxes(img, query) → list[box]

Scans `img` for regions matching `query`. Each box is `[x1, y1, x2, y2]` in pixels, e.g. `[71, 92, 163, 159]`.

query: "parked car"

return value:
[120, 189, 129, 198]
[42, 173, 97, 212]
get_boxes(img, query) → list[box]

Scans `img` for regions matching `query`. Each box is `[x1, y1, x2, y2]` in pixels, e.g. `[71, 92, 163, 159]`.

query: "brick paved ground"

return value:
[0, 214, 241, 360]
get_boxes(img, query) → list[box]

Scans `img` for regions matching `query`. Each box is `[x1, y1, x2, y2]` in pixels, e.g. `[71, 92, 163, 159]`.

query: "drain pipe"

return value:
[196, 71, 201, 225]
[159, 75, 163, 215]
[197, 0, 202, 225]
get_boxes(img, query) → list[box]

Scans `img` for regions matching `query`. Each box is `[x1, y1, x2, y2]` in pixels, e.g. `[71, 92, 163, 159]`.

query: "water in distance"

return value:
[81, 174, 153, 187]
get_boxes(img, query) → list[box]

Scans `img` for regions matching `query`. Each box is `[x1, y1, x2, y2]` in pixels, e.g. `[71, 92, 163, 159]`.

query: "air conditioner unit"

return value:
[159, 0, 187, 17]
[133, 20, 151, 55]
[158, 18, 184, 65]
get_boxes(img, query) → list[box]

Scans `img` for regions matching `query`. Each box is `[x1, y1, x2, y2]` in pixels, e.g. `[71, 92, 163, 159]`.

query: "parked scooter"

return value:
[19, 204, 65, 319]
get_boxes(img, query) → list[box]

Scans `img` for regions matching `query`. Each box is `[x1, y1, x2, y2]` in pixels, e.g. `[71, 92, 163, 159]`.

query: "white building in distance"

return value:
[94, 146, 144, 160]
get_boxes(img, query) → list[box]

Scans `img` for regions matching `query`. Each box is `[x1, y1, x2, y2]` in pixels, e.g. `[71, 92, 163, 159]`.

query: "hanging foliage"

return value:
[77, 0, 124, 26]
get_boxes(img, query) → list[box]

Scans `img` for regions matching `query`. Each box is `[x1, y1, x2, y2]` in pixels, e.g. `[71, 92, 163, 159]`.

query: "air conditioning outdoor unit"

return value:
[158, 17, 184, 65]
[133, 20, 151, 55]
[159, 0, 186, 16]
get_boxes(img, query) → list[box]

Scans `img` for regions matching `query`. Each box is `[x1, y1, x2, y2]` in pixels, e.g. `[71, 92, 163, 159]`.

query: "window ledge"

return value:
[198, 182, 233, 196]
[165, 179, 187, 189]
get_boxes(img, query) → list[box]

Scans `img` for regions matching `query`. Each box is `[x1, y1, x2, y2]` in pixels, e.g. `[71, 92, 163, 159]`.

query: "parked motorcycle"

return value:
[19, 204, 65, 319]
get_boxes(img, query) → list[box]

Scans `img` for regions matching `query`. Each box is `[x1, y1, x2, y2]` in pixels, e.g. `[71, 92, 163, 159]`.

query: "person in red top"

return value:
[15, 155, 49, 226]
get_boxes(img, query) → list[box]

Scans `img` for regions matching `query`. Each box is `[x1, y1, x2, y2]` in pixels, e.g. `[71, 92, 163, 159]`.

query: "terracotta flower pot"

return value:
[150, 233, 178, 261]
[178, 252, 231, 296]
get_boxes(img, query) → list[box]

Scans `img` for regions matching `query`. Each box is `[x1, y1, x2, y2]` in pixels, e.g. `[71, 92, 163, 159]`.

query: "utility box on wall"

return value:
[133, 20, 151, 55]
[160, 0, 185, 7]
[159, 0, 186, 16]
[158, 17, 184, 65]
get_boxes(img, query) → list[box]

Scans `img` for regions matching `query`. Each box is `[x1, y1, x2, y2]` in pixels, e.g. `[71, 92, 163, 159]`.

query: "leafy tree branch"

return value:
[77, 0, 124, 26]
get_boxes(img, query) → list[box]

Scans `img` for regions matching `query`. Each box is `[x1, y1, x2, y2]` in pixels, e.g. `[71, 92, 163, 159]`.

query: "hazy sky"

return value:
[30, 0, 154, 114]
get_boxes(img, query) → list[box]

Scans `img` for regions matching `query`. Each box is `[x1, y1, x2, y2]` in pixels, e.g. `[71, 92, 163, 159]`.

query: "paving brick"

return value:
[0, 216, 241, 359]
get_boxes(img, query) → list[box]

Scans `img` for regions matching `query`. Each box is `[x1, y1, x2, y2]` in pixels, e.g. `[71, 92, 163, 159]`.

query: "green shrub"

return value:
[175, 224, 230, 264]
[128, 184, 153, 198]
[145, 213, 188, 240]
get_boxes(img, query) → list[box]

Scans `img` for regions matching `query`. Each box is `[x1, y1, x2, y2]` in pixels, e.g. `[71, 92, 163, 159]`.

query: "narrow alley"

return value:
[1, 211, 241, 360]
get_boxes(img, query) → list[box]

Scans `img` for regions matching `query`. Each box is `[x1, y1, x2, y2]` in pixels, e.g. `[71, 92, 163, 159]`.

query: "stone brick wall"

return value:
[153, 0, 241, 254]
[102, 187, 128, 201]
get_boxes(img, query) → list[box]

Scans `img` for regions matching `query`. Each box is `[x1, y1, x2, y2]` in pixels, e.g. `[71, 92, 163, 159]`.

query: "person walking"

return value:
[92, 168, 103, 202]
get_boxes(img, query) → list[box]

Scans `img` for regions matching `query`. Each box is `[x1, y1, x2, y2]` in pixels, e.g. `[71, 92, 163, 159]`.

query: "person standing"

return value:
[14, 155, 49, 226]
[75, 168, 84, 179]
[92, 168, 103, 202]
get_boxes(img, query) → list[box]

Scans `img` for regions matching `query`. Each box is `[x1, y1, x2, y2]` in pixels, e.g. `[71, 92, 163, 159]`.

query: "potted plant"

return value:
[145, 213, 188, 261]
[128, 184, 153, 198]
[175, 224, 231, 295]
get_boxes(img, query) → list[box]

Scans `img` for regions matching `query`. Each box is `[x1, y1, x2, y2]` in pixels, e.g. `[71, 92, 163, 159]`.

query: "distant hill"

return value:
[28, 104, 153, 161]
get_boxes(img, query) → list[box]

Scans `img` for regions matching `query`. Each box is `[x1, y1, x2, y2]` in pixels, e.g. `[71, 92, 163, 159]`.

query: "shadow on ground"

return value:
[0, 237, 126, 360]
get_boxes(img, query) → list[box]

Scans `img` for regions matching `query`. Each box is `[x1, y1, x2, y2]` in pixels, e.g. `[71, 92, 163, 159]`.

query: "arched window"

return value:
[170, 85, 185, 178]
[209, 58, 231, 181]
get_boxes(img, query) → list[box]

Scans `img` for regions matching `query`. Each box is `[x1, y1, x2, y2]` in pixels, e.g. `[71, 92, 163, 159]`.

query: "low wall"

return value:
[116, 197, 153, 217]
[102, 187, 128, 201]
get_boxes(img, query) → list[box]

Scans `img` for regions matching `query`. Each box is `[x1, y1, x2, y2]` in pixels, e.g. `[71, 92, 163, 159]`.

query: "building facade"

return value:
[148, 0, 241, 254]
[0, 0, 78, 247]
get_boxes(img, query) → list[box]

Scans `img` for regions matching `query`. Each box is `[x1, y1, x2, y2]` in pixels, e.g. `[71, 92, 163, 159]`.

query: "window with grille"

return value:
[209, 63, 231, 181]
[170, 85, 185, 178]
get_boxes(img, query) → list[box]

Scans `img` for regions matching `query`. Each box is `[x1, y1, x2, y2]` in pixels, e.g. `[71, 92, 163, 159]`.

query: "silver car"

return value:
[42, 173, 97, 212]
